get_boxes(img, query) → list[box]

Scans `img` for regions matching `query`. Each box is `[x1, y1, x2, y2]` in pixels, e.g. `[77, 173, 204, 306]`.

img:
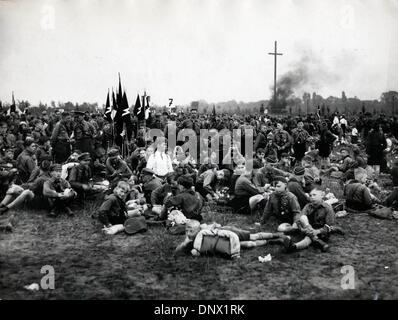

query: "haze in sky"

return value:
[0, 0, 397, 107]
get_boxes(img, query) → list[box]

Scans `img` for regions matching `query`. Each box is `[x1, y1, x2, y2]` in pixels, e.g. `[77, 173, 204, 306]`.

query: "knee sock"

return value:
[294, 236, 312, 250]
[251, 232, 274, 240]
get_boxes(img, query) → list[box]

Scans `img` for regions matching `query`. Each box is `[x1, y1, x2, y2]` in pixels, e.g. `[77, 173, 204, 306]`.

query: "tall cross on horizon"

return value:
[268, 41, 283, 110]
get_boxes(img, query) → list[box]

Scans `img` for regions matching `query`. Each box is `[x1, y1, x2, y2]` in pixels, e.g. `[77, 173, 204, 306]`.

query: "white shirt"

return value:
[146, 151, 173, 176]
[340, 118, 348, 126]
[352, 128, 358, 136]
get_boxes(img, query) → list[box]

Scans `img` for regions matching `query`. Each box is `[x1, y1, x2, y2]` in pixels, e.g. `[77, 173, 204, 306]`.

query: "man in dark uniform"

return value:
[72, 111, 96, 157]
[51, 111, 73, 163]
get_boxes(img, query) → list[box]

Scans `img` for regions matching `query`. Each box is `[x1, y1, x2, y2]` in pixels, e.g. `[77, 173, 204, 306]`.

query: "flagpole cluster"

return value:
[102, 73, 150, 155]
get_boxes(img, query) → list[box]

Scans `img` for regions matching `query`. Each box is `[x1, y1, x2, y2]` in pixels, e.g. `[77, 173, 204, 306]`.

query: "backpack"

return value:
[192, 229, 241, 259]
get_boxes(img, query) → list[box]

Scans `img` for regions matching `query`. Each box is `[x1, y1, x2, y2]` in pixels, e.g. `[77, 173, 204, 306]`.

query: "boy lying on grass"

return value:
[175, 219, 288, 258]
[282, 186, 345, 253]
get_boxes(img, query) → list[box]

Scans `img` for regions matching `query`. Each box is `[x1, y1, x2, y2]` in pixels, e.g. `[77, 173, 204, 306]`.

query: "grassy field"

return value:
[0, 177, 398, 300]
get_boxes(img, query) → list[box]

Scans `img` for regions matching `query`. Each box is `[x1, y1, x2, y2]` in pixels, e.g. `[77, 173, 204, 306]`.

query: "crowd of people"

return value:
[1, 108, 398, 257]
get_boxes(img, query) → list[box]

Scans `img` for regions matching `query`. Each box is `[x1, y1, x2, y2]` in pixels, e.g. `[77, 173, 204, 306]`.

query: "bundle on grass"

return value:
[192, 229, 240, 259]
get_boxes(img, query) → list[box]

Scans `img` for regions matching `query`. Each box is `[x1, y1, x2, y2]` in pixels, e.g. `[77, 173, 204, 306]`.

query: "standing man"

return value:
[72, 111, 96, 157]
[50, 111, 73, 164]
[273, 123, 292, 159]
[291, 121, 310, 164]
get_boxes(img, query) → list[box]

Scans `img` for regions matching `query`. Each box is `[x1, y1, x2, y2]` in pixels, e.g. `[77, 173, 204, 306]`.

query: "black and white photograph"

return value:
[0, 0, 397, 307]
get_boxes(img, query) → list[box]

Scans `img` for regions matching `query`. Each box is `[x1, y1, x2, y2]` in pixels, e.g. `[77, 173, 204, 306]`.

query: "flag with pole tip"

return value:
[121, 90, 133, 141]
[104, 89, 112, 122]
[7, 91, 21, 115]
[145, 95, 150, 120]
[135, 93, 145, 120]
[111, 88, 117, 121]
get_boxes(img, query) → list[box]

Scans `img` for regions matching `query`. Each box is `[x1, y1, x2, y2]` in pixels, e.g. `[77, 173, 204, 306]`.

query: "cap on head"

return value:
[78, 152, 91, 161]
[293, 166, 305, 176]
[177, 176, 193, 189]
[141, 168, 154, 176]
[266, 155, 278, 164]
[107, 148, 120, 158]
[274, 176, 287, 184]
[50, 164, 62, 172]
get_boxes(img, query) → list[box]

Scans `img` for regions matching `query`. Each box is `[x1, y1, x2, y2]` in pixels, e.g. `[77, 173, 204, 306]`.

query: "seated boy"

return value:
[343, 178, 377, 211]
[283, 187, 345, 253]
[43, 164, 77, 217]
[159, 176, 203, 221]
[98, 181, 130, 233]
[260, 177, 302, 233]
[0, 160, 52, 215]
[175, 219, 288, 256]
[302, 155, 321, 185]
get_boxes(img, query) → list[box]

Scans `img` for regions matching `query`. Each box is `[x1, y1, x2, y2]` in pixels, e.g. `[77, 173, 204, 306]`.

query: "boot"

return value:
[47, 209, 58, 218]
[0, 206, 9, 215]
[311, 237, 329, 252]
[64, 207, 74, 217]
[282, 236, 297, 253]
[327, 225, 345, 235]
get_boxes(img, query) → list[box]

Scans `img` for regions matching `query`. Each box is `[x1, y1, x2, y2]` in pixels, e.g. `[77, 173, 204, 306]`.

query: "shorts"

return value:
[220, 226, 250, 241]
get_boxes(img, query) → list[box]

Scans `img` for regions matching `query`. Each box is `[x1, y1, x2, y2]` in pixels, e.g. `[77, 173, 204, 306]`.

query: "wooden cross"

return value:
[268, 41, 283, 108]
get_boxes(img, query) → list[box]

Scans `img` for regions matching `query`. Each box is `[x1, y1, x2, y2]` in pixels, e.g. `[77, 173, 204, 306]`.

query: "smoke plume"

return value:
[269, 53, 340, 112]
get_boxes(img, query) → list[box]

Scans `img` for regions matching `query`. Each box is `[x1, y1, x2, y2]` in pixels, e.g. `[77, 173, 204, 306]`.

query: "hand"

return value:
[191, 249, 200, 257]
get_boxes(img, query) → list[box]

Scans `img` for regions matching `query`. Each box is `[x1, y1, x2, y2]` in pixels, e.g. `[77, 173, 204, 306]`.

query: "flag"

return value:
[104, 90, 112, 122]
[117, 73, 122, 107]
[142, 92, 146, 117]
[0, 100, 2, 111]
[145, 96, 150, 120]
[121, 91, 133, 141]
[134, 93, 145, 120]
[7, 92, 21, 115]
[212, 105, 216, 116]
[111, 89, 117, 120]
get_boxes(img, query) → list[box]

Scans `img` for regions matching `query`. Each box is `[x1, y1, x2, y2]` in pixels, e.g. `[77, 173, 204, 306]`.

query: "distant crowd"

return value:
[1, 108, 398, 257]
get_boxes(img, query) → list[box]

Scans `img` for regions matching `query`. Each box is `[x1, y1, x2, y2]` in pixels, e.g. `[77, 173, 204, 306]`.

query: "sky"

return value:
[0, 0, 397, 107]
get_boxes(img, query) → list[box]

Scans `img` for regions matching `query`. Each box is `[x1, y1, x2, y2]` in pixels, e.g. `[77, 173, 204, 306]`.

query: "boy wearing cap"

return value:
[273, 123, 292, 159]
[159, 176, 203, 221]
[16, 138, 38, 183]
[140, 168, 163, 204]
[260, 155, 290, 184]
[287, 166, 311, 209]
[105, 148, 133, 186]
[43, 164, 76, 217]
[263, 133, 278, 159]
[68, 152, 95, 197]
